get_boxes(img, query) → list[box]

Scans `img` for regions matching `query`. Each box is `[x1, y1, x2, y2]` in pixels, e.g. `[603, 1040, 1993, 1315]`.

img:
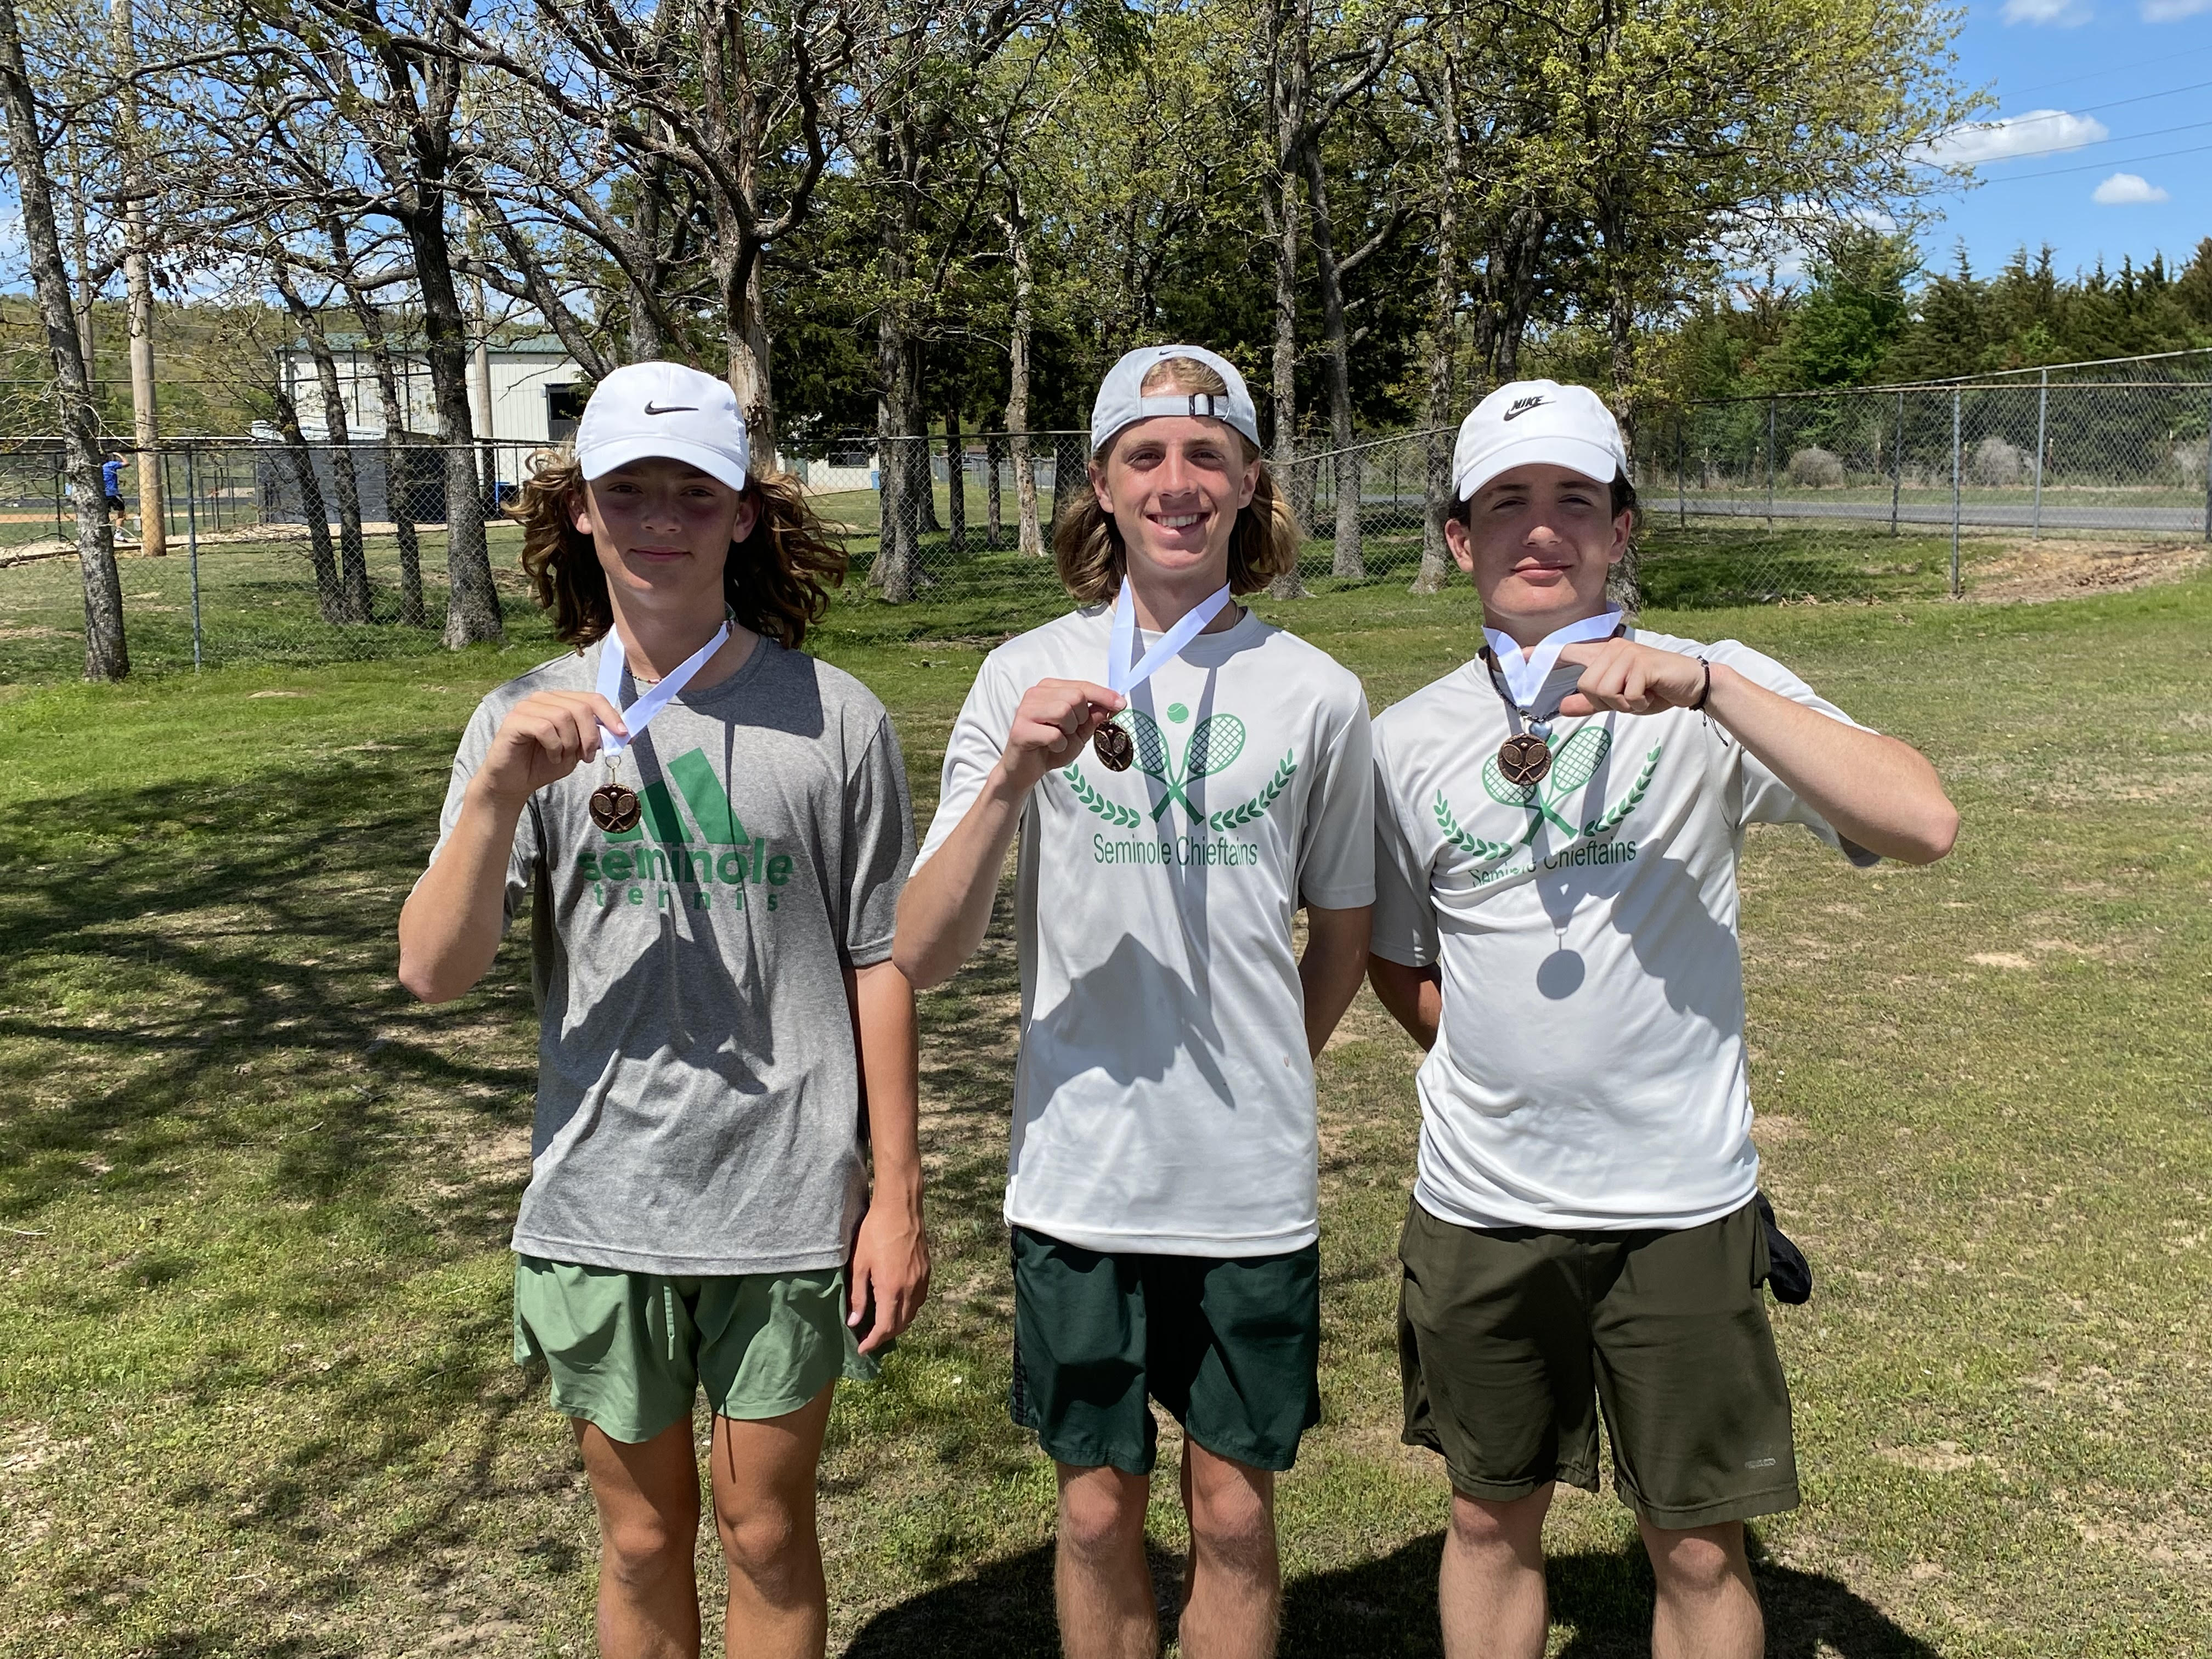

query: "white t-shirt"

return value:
[916, 603, 1375, 1256]
[1369, 629, 1878, 1233]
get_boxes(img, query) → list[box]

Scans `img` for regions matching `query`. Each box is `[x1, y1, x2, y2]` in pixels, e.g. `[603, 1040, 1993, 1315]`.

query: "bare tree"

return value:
[0, 0, 126, 678]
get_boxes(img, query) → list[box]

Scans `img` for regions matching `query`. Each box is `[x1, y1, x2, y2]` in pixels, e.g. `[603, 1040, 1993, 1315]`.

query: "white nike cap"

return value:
[1089, 343, 1262, 455]
[575, 362, 750, 493]
[1452, 379, 1627, 503]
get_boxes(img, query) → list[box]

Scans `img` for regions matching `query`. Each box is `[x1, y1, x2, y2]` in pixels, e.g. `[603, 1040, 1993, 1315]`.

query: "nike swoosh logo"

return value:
[1502, 399, 1547, 421]
[642, 403, 697, 415]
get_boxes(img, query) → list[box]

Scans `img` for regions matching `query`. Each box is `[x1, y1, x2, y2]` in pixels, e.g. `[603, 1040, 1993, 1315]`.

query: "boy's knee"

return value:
[1058, 1470, 1147, 1560]
[718, 1500, 813, 1596]
[601, 1514, 691, 1593]
[1645, 1521, 1747, 1600]
[1187, 1472, 1274, 1568]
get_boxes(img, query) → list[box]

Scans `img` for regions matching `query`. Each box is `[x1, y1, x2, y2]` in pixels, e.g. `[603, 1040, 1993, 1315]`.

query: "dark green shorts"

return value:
[1009, 1226, 1321, 1476]
[1398, 1198, 1799, 1530]
[513, 1256, 878, 1444]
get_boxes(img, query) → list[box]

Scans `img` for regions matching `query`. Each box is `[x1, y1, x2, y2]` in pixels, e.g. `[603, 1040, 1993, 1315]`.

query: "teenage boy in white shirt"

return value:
[1367, 380, 1958, 1659]
[895, 345, 1374, 1659]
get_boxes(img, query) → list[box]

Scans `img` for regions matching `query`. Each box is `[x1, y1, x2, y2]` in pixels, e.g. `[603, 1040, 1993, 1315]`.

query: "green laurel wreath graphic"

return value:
[1435, 789, 1528, 862]
[1582, 745, 1662, 839]
[1060, 763, 1143, 827]
[1208, 752, 1297, 831]
[1435, 741, 1665, 868]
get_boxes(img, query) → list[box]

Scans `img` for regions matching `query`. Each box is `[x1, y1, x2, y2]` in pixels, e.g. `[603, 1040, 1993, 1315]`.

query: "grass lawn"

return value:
[2, 564, 2209, 1657]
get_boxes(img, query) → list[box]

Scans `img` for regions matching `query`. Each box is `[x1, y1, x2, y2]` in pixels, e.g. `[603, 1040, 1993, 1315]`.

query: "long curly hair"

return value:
[1052, 356, 1300, 604]
[509, 448, 847, 650]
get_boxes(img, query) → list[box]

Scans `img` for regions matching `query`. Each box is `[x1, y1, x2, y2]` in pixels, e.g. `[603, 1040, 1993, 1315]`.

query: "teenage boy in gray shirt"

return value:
[400, 363, 927, 1659]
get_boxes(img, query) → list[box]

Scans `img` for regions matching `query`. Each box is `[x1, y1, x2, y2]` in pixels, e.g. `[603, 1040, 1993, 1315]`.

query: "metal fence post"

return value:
[51, 448, 63, 537]
[1764, 396, 1775, 530]
[185, 445, 203, 672]
[2032, 368, 2047, 541]
[2202, 386, 2211, 541]
[1950, 388, 1962, 598]
[1892, 391, 1904, 537]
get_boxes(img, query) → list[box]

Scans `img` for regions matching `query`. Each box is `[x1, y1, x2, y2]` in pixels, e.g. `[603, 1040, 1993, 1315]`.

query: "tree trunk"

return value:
[721, 238, 778, 464]
[1598, 198, 1641, 616]
[985, 431, 1005, 550]
[470, 271, 498, 505]
[1414, 60, 1463, 596]
[273, 378, 345, 622]
[945, 408, 967, 554]
[1298, 137, 1363, 580]
[998, 204, 1044, 558]
[345, 281, 426, 625]
[873, 263, 916, 602]
[405, 198, 501, 647]
[278, 273, 371, 621]
[911, 342, 942, 535]
[1266, 0, 1310, 599]
[0, 0, 125, 678]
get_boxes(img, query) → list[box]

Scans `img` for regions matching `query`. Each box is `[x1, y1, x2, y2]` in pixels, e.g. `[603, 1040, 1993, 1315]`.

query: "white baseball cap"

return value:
[1452, 380, 1626, 503]
[575, 362, 750, 492]
[1089, 344, 1262, 455]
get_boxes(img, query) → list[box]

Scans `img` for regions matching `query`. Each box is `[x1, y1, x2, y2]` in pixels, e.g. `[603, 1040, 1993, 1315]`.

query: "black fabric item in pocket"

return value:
[1754, 1190, 1813, 1305]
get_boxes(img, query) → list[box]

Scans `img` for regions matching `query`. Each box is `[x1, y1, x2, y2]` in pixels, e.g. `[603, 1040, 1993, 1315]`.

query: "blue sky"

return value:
[1915, 0, 2212, 281]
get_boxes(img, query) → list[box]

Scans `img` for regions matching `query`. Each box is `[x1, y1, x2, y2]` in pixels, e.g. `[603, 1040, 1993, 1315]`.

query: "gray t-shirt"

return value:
[427, 636, 915, 1276]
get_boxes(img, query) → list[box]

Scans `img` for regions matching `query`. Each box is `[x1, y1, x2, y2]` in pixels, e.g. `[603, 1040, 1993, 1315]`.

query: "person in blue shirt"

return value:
[101, 459, 126, 531]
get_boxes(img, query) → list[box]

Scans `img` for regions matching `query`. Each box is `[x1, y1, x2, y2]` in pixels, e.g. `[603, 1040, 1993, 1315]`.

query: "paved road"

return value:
[1664, 495, 2211, 534]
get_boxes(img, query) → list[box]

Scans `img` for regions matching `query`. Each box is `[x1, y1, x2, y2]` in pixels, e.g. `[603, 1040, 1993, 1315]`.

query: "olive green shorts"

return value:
[1397, 1198, 1800, 1530]
[513, 1256, 879, 1444]
[1009, 1226, 1321, 1476]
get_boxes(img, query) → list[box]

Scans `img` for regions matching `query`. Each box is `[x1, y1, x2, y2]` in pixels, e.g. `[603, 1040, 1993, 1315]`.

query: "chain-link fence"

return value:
[8, 356, 2210, 682]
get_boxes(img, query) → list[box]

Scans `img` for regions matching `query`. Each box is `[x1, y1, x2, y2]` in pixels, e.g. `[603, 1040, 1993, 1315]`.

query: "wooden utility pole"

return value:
[114, 0, 165, 554]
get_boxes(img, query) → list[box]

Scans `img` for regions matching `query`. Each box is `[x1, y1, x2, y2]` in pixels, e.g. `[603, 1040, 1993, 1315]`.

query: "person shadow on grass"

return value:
[842, 1527, 1937, 1658]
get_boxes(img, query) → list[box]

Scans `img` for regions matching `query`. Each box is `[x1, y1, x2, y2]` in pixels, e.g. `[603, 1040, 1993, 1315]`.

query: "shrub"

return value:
[1970, 436, 2027, 487]
[1786, 446, 1846, 489]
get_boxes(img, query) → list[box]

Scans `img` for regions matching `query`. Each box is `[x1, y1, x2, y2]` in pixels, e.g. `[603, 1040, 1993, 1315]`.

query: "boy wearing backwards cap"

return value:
[895, 346, 1374, 1658]
[399, 363, 928, 1659]
[1367, 381, 1959, 1658]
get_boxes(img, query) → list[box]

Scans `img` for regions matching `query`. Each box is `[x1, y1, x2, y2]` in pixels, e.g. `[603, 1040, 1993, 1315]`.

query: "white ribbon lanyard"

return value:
[1481, 607, 1622, 714]
[595, 620, 731, 754]
[1108, 580, 1234, 698]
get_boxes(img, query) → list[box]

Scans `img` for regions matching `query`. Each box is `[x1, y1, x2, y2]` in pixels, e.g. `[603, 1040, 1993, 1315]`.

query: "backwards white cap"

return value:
[1088, 344, 1262, 455]
[575, 362, 750, 493]
[1452, 380, 1626, 503]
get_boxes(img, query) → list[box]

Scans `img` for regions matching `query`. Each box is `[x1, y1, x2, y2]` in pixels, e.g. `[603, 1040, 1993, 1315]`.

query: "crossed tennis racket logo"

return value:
[1107, 707, 1245, 822]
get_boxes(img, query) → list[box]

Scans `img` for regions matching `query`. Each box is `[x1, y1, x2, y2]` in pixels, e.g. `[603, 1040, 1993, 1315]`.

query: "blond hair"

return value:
[509, 447, 847, 650]
[1052, 356, 1300, 603]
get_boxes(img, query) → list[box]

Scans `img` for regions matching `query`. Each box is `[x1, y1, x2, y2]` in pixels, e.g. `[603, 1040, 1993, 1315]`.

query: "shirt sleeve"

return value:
[840, 713, 918, 967]
[1367, 720, 1440, 967]
[419, 697, 540, 927]
[1707, 639, 1882, 867]
[1294, 675, 1376, 909]
[912, 657, 1016, 873]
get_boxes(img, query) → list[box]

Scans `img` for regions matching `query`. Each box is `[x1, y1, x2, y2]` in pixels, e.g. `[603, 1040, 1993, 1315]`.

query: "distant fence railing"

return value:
[5, 363, 2209, 680]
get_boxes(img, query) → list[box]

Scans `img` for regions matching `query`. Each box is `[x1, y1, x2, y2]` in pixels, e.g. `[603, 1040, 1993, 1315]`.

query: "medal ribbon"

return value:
[595, 620, 732, 753]
[1481, 607, 1623, 715]
[1107, 580, 1234, 697]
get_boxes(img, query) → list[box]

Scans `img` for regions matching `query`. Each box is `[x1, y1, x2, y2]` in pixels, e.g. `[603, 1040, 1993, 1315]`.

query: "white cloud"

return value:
[1912, 109, 2109, 167]
[2143, 0, 2212, 15]
[2005, 0, 2093, 22]
[2092, 171, 2171, 204]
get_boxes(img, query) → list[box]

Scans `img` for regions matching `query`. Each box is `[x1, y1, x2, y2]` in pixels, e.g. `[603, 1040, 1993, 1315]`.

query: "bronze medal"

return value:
[1496, 732, 1553, 787]
[1092, 721, 1135, 772]
[590, 782, 641, 832]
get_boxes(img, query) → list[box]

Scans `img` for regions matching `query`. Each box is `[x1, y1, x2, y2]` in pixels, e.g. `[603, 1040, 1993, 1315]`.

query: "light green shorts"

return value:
[513, 1256, 881, 1444]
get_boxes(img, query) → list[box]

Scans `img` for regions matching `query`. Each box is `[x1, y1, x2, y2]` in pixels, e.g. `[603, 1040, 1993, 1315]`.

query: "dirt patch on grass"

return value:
[1968, 539, 2208, 604]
